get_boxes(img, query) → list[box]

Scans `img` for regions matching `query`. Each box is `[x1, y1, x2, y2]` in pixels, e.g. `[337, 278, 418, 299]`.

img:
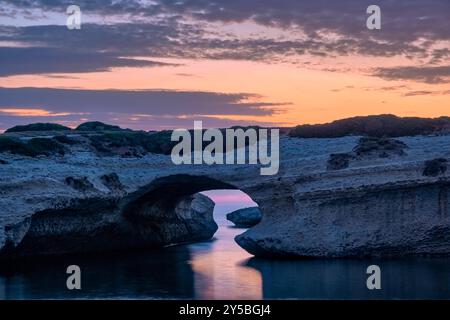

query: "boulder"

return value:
[226, 207, 262, 228]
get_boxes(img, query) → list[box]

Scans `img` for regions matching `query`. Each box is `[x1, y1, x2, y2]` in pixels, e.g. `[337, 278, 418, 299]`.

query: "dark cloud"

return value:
[7, 0, 448, 43]
[0, 22, 434, 77]
[0, 1, 447, 77]
[0, 86, 289, 130]
[403, 90, 434, 97]
[372, 65, 450, 84]
[0, 87, 287, 116]
[403, 90, 450, 97]
[0, 46, 175, 76]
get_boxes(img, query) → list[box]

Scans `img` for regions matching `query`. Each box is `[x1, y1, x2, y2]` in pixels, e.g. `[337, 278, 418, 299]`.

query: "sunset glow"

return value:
[0, 1, 449, 130]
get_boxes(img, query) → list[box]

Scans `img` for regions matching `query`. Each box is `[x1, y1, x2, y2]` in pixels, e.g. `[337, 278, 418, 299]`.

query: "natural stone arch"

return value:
[0, 173, 268, 260]
[122, 174, 238, 217]
[120, 174, 240, 245]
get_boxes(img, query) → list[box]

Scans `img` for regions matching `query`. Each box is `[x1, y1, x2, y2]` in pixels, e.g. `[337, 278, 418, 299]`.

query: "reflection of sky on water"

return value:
[192, 190, 261, 300]
[2, 189, 450, 299]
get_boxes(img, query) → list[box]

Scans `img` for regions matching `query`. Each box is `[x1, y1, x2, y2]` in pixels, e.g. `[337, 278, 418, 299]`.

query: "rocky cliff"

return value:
[236, 179, 450, 257]
[2, 133, 450, 259]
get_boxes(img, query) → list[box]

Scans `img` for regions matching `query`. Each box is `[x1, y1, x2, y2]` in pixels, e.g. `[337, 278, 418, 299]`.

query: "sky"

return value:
[0, 0, 449, 131]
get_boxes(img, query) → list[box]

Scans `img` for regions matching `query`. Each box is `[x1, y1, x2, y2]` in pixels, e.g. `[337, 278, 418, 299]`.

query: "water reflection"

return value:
[1, 189, 450, 300]
[246, 258, 450, 300]
[192, 190, 261, 299]
[0, 247, 196, 299]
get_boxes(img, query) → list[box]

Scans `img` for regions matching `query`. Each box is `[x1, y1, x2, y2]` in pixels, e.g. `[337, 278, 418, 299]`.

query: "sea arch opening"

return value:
[121, 174, 261, 246]
[121, 174, 263, 299]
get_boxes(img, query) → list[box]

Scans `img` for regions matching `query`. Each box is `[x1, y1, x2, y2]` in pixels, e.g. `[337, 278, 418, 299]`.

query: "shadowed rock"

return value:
[327, 153, 354, 170]
[423, 158, 448, 177]
[0, 174, 231, 260]
[65, 176, 95, 192]
[100, 173, 124, 193]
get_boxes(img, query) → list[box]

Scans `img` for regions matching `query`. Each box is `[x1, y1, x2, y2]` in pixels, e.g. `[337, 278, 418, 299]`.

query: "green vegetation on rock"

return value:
[289, 114, 450, 138]
[75, 121, 125, 132]
[5, 123, 71, 133]
[0, 136, 65, 157]
[88, 130, 175, 155]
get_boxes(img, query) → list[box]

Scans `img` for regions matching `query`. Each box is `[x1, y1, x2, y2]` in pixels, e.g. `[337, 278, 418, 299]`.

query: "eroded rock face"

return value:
[236, 180, 450, 258]
[226, 207, 262, 228]
[2, 133, 450, 259]
[0, 191, 216, 259]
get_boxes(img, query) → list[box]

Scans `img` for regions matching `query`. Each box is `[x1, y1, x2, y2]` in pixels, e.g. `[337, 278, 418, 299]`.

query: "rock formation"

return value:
[236, 179, 450, 258]
[226, 207, 262, 228]
[2, 131, 450, 259]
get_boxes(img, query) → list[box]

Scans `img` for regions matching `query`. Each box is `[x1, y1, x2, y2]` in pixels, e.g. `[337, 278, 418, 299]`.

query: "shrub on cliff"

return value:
[27, 138, 66, 156]
[75, 121, 125, 132]
[0, 136, 65, 156]
[88, 130, 175, 155]
[5, 123, 71, 133]
[53, 135, 79, 145]
[289, 114, 450, 138]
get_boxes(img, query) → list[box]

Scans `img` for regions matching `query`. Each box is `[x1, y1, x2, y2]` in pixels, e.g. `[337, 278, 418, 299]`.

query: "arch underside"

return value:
[1, 174, 240, 260]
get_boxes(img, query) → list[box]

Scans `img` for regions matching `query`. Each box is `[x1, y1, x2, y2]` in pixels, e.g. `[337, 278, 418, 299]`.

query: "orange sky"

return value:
[1, 56, 449, 128]
[0, 1, 449, 131]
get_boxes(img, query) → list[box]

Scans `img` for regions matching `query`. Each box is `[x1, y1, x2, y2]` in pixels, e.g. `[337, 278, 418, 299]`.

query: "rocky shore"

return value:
[1, 130, 450, 259]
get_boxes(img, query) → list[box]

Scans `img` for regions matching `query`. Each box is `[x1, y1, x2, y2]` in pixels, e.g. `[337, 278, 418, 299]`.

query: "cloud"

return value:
[0, 108, 80, 117]
[0, 47, 175, 76]
[0, 1, 448, 76]
[0, 87, 287, 116]
[372, 65, 450, 84]
[7, 0, 449, 45]
[0, 87, 289, 130]
[403, 90, 450, 97]
[403, 90, 434, 97]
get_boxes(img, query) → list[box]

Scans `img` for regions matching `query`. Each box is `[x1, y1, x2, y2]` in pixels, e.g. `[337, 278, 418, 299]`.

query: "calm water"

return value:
[1, 190, 450, 300]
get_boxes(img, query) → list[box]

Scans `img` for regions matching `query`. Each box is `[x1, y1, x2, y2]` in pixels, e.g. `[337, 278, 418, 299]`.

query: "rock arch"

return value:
[0, 174, 243, 259]
[121, 174, 239, 246]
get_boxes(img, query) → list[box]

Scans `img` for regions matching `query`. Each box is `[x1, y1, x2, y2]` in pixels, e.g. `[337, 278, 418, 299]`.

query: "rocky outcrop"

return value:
[326, 137, 407, 171]
[2, 132, 450, 259]
[226, 207, 262, 228]
[353, 136, 407, 158]
[0, 190, 216, 259]
[236, 179, 450, 258]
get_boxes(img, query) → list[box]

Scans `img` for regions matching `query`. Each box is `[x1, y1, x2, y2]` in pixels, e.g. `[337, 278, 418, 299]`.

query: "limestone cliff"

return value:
[2, 133, 450, 259]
